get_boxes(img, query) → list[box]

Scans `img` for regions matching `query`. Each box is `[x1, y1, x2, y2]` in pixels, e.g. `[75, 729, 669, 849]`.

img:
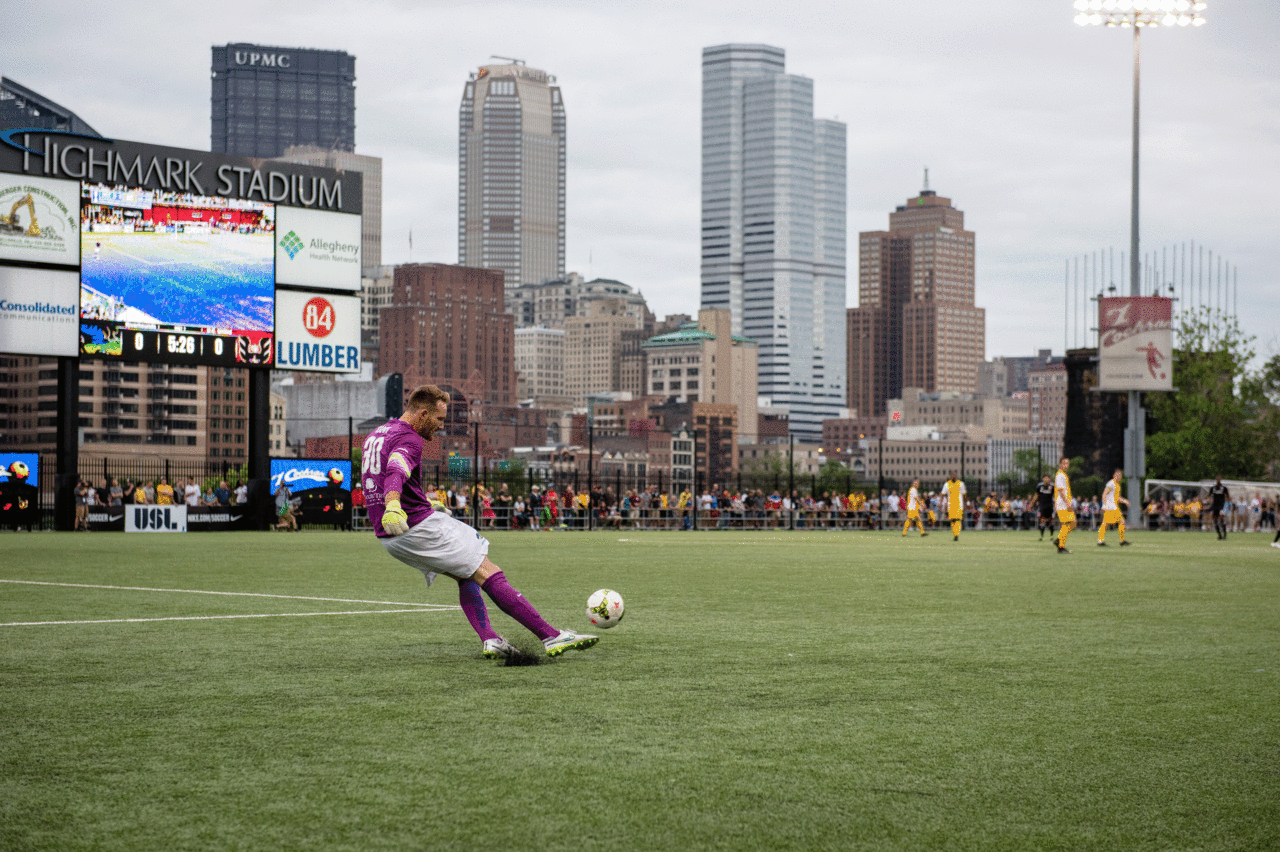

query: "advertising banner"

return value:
[0, 174, 80, 266]
[1098, 297, 1174, 391]
[274, 289, 361, 373]
[274, 206, 361, 291]
[0, 453, 39, 529]
[126, 503, 187, 532]
[270, 459, 352, 528]
[0, 266, 79, 356]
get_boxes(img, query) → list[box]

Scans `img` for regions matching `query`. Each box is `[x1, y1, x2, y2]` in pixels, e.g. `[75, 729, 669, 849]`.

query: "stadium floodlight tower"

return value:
[1073, 0, 1206, 528]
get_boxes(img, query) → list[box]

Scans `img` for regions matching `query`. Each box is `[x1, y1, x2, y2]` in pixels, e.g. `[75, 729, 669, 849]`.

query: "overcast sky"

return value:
[8, 0, 1278, 363]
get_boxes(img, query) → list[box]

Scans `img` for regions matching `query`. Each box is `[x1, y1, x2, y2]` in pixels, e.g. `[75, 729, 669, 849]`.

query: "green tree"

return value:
[1146, 308, 1271, 481]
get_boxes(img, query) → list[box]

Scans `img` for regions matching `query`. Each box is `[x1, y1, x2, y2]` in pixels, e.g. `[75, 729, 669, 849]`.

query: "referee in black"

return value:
[1208, 476, 1230, 540]
[1036, 474, 1055, 541]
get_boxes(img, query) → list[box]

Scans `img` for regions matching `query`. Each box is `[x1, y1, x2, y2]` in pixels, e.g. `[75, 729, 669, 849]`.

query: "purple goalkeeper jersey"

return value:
[362, 419, 434, 538]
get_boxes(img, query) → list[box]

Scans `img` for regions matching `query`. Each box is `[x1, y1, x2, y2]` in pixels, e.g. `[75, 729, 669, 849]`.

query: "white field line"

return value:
[0, 579, 459, 627]
[2, 609, 446, 627]
[0, 579, 454, 608]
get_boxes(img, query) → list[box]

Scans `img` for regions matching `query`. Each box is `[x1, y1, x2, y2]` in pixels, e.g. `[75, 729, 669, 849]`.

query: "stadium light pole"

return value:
[1073, 0, 1206, 527]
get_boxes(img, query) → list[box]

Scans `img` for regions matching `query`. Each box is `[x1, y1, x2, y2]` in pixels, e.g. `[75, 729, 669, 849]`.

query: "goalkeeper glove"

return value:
[428, 497, 451, 516]
[382, 498, 410, 536]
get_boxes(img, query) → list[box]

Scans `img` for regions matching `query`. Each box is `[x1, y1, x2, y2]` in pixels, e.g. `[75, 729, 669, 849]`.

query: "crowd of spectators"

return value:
[1142, 495, 1277, 532]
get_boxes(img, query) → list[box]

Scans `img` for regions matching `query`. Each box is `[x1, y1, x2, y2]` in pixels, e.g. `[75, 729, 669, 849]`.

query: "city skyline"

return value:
[6, 0, 1276, 364]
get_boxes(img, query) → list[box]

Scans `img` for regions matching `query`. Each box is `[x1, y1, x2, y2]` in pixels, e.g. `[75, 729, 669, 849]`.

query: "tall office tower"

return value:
[700, 44, 846, 443]
[211, 44, 356, 158]
[848, 187, 985, 419]
[276, 146, 382, 269]
[458, 60, 565, 296]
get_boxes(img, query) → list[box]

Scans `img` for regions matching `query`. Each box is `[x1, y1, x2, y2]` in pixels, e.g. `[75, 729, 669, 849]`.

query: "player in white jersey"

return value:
[1053, 457, 1076, 554]
[1097, 469, 1131, 547]
[365, 384, 597, 659]
[901, 479, 927, 537]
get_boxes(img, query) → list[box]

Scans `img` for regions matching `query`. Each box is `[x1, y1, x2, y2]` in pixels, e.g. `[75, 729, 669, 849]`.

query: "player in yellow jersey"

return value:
[941, 472, 965, 541]
[1097, 468, 1131, 547]
[1054, 456, 1076, 554]
[902, 478, 928, 537]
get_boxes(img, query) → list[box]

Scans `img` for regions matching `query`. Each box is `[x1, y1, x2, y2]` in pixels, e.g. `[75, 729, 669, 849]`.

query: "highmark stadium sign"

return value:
[0, 130, 361, 214]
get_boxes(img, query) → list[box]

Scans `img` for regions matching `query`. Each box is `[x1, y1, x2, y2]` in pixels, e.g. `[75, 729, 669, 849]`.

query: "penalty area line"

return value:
[0, 579, 452, 609]
[1, 609, 455, 628]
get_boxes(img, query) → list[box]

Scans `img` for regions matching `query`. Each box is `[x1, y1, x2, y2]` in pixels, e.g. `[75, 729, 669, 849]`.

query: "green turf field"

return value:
[2, 530, 1277, 851]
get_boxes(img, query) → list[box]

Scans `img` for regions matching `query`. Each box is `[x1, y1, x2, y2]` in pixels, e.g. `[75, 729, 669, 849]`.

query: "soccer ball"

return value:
[586, 588, 625, 629]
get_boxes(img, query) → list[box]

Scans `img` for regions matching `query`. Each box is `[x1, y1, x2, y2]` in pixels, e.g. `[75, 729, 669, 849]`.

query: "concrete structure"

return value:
[357, 265, 395, 365]
[0, 77, 100, 136]
[977, 359, 1009, 399]
[276, 146, 382, 269]
[863, 436, 1060, 492]
[849, 187, 985, 421]
[889, 387, 1029, 441]
[507, 273, 650, 329]
[563, 298, 643, 405]
[269, 391, 292, 455]
[649, 399, 739, 489]
[738, 442, 825, 479]
[274, 378, 385, 447]
[1028, 356, 1067, 442]
[378, 264, 515, 407]
[514, 326, 571, 409]
[822, 415, 888, 453]
[211, 44, 356, 157]
[641, 308, 759, 444]
[458, 60, 565, 293]
[700, 44, 847, 443]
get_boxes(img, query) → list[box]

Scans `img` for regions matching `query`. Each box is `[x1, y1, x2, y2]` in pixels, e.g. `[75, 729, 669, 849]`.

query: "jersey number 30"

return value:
[362, 435, 386, 476]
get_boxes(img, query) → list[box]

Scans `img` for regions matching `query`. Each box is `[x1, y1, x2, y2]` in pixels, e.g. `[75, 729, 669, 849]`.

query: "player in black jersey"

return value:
[1036, 475, 1055, 540]
[1208, 476, 1230, 540]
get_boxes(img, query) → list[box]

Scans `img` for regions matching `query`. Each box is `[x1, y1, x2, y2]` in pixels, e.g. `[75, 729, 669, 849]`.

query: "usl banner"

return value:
[1098, 296, 1174, 392]
[274, 206, 361, 291]
[0, 174, 80, 266]
[274, 289, 361, 373]
[126, 504, 187, 532]
[0, 266, 80, 356]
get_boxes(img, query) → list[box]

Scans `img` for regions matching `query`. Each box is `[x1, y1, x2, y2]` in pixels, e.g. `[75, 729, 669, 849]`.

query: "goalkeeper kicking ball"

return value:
[586, 588, 625, 629]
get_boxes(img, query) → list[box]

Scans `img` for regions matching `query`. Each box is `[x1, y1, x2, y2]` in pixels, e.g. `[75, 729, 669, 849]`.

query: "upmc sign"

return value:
[1097, 296, 1174, 392]
[235, 51, 290, 67]
[275, 289, 361, 373]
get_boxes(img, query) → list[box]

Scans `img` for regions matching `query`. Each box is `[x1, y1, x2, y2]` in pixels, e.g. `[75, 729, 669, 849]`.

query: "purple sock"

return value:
[480, 571, 558, 641]
[458, 580, 499, 642]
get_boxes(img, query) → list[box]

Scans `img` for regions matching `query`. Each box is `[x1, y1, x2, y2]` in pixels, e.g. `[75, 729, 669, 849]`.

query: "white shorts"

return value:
[380, 512, 490, 587]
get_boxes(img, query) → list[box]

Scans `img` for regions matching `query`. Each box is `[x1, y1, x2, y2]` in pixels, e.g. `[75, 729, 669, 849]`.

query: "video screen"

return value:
[79, 183, 275, 366]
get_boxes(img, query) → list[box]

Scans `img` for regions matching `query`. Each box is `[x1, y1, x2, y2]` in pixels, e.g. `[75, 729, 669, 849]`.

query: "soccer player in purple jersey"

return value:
[363, 384, 597, 659]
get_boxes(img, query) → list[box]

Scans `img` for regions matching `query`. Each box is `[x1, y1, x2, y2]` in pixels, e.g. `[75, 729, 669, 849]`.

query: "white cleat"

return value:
[543, 629, 599, 657]
[482, 637, 516, 659]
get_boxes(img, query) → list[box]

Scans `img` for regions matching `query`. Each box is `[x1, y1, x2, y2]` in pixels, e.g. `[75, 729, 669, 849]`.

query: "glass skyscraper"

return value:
[700, 44, 846, 443]
[458, 60, 565, 296]
[211, 44, 356, 158]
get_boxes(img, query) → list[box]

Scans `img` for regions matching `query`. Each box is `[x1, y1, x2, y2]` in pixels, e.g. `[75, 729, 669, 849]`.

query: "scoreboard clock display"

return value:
[78, 183, 276, 368]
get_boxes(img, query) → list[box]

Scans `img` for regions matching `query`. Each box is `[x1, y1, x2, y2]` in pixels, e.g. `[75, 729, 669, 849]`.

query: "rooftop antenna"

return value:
[923, 167, 930, 192]
[490, 56, 525, 65]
